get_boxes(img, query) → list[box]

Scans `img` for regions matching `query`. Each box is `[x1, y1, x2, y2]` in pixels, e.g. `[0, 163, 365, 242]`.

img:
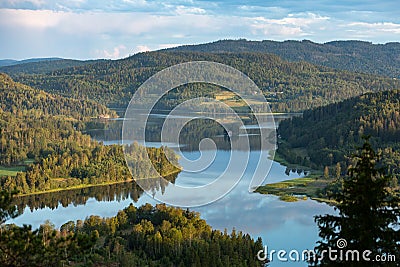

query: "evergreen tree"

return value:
[0, 190, 17, 224]
[0, 189, 98, 266]
[312, 138, 400, 266]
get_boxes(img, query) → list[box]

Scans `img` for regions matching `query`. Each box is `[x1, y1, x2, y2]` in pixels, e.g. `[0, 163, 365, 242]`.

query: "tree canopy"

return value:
[277, 90, 400, 182]
[8, 51, 400, 112]
[312, 139, 400, 266]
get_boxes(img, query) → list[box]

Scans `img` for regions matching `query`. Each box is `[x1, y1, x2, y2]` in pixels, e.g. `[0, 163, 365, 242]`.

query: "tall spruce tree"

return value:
[311, 138, 400, 266]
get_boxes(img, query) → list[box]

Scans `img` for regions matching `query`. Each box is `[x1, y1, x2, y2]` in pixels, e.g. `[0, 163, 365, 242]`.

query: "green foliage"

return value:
[0, 223, 98, 267]
[0, 74, 180, 195]
[0, 73, 113, 119]
[1, 191, 264, 267]
[312, 139, 400, 266]
[1, 189, 98, 266]
[4, 40, 400, 78]
[0, 190, 17, 224]
[256, 176, 337, 204]
[0, 58, 104, 75]
[277, 90, 400, 181]
[11, 51, 400, 112]
[167, 39, 400, 78]
[68, 203, 264, 266]
[0, 113, 180, 194]
[278, 194, 300, 202]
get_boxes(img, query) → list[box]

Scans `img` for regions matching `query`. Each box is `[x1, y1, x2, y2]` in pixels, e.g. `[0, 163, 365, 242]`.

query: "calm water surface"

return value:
[9, 113, 335, 266]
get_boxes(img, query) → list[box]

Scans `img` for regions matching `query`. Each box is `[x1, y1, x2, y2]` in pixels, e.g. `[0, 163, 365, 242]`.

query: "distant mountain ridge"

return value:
[2, 39, 400, 112]
[9, 51, 400, 112]
[0, 57, 63, 67]
[165, 39, 400, 78]
[0, 58, 105, 75]
[4, 39, 400, 77]
[0, 59, 18, 67]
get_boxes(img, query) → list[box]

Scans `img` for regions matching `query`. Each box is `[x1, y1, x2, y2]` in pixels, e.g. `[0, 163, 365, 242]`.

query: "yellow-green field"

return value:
[256, 176, 337, 204]
[0, 166, 25, 177]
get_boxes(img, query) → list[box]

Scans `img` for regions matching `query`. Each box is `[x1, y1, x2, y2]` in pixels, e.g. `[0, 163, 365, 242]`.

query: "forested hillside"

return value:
[0, 59, 18, 67]
[0, 58, 63, 67]
[0, 74, 180, 195]
[1, 196, 264, 267]
[0, 73, 113, 119]
[167, 39, 400, 78]
[0, 108, 180, 194]
[0, 58, 102, 75]
[10, 52, 400, 112]
[277, 90, 400, 180]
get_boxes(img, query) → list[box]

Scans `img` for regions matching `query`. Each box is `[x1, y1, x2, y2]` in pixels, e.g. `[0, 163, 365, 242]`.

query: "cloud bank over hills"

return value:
[0, 0, 399, 59]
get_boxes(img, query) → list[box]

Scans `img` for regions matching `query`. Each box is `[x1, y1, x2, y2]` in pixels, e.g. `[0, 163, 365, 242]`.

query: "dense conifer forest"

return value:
[5, 51, 400, 112]
[0, 74, 180, 195]
[1, 39, 399, 266]
[1, 192, 264, 267]
[167, 39, 400, 78]
[277, 90, 400, 182]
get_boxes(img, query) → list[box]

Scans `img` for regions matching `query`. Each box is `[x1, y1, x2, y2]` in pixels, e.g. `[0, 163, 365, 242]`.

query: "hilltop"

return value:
[167, 39, 400, 78]
[7, 51, 400, 112]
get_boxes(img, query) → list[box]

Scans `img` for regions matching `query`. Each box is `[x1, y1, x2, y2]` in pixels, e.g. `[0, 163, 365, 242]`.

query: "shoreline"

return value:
[16, 168, 182, 197]
[255, 176, 337, 205]
[261, 150, 335, 204]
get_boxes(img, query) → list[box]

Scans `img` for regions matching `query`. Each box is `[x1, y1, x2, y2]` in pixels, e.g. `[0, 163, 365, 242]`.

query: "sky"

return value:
[0, 0, 399, 60]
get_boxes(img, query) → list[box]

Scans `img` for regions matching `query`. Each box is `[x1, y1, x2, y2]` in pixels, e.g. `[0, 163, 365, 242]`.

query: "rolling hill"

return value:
[166, 39, 400, 78]
[0, 58, 103, 75]
[0, 73, 113, 119]
[277, 89, 400, 179]
[8, 51, 400, 112]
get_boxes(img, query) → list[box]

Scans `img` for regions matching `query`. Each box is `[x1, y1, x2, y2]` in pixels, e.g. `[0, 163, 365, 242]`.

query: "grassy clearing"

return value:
[0, 166, 26, 177]
[23, 159, 35, 164]
[279, 194, 300, 202]
[255, 175, 337, 204]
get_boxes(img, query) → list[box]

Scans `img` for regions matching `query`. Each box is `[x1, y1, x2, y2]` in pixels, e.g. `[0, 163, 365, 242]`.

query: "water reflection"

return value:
[12, 172, 179, 215]
[9, 112, 334, 267]
[9, 157, 334, 267]
[13, 182, 144, 214]
[87, 110, 288, 151]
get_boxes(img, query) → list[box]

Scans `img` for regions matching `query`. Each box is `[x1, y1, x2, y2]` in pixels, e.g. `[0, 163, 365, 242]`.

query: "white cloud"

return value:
[158, 43, 182, 49]
[122, 0, 147, 4]
[175, 5, 206, 15]
[5, 0, 46, 7]
[96, 45, 127, 59]
[0, 8, 65, 28]
[238, 5, 288, 15]
[172, 33, 186, 38]
[1, 3, 399, 59]
[347, 22, 400, 34]
[135, 45, 150, 53]
[251, 23, 304, 37]
[248, 13, 329, 38]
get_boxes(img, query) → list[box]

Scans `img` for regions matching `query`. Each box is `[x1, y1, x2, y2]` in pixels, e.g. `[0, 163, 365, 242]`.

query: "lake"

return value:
[8, 112, 335, 266]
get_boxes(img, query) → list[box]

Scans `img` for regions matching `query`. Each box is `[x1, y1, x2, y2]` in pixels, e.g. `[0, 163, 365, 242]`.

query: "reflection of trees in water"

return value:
[144, 118, 268, 151]
[284, 167, 308, 176]
[135, 173, 178, 198]
[13, 172, 178, 215]
[87, 113, 294, 151]
[85, 120, 123, 142]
